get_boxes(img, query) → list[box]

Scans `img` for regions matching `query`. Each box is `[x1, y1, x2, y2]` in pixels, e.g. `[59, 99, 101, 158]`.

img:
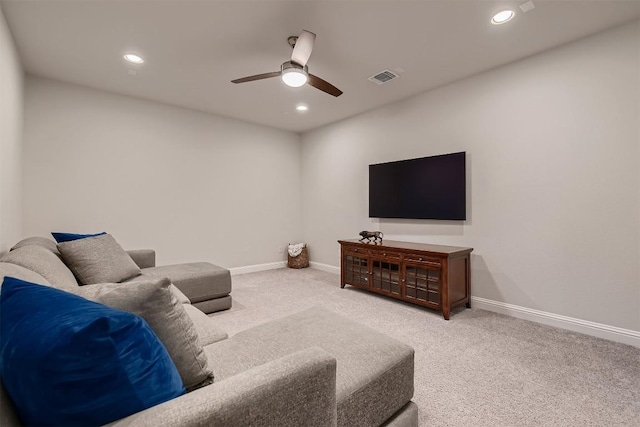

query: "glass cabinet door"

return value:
[370, 257, 401, 296]
[403, 263, 440, 306]
[343, 252, 369, 288]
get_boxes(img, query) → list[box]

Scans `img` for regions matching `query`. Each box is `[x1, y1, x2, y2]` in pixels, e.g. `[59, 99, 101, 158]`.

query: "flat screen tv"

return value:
[369, 151, 466, 220]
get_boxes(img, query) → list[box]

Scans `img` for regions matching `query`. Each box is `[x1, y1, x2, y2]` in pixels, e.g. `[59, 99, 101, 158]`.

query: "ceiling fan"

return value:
[231, 30, 343, 97]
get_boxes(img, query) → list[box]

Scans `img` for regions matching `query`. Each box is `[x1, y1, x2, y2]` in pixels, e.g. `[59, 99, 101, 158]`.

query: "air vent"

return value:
[519, 0, 535, 13]
[368, 70, 399, 85]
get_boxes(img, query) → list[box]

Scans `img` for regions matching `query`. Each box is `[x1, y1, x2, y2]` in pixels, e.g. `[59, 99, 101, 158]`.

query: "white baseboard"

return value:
[229, 261, 286, 276]
[229, 260, 340, 276]
[309, 261, 340, 274]
[471, 296, 640, 348]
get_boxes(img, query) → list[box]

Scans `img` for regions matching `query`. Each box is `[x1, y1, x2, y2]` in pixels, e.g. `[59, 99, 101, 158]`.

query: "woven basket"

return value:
[288, 245, 309, 269]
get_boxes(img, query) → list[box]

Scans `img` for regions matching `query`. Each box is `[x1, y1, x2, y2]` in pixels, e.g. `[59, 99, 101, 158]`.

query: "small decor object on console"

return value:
[359, 230, 384, 243]
[287, 243, 309, 268]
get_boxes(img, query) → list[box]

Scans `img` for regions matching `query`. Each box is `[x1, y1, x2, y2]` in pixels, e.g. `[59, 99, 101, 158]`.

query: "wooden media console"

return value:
[338, 239, 473, 320]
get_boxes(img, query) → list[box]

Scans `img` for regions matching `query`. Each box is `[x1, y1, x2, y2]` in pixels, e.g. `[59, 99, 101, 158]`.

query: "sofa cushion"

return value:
[0, 277, 184, 427]
[183, 303, 228, 346]
[193, 295, 232, 314]
[0, 262, 51, 288]
[58, 233, 141, 284]
[204, 306, 414, 427]
[78, 277, 214, 391]
[10, 236, 60, 257]
[139, 262, 231, 303]
[51, 231, 106, 243]
[0, 245, 78, 292]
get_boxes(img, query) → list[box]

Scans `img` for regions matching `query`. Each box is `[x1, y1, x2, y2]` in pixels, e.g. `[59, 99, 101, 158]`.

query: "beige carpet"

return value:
[210, 268, 640, 427]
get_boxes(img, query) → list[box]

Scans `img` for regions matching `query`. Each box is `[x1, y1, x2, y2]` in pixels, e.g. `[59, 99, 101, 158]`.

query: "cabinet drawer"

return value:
[404, 255, 442, 268]
[370, 250, 402, 260]
[344, 247, 369, 257]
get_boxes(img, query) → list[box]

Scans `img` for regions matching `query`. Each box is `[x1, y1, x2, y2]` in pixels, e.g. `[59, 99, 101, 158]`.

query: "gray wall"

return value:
[0, 5, 23, 253]
[301, 22, 640, 331]
[22, 77, 302, 268]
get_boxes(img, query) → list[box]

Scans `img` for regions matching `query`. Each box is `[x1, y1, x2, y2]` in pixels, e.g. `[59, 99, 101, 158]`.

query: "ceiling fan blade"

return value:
[308, 73, 343, 97]
[231, 71, 281, 84]
[291, 30, 316, 67]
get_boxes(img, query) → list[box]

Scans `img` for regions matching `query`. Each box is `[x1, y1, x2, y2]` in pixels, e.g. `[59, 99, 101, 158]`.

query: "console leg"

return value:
[466, 301, 471, 308]
[340, 284, 345, 289]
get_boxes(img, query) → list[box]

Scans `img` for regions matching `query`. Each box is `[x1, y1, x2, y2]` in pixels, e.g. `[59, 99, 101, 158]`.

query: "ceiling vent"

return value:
[368, 70, 399, 85]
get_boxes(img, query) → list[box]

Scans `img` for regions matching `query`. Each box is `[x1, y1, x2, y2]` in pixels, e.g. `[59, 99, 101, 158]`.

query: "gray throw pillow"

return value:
[57, 234, 141, 284]
[78, 277, 214, 391]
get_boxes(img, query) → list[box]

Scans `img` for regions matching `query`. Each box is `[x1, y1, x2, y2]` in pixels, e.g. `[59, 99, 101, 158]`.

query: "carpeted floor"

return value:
[210, 268, 640, 427]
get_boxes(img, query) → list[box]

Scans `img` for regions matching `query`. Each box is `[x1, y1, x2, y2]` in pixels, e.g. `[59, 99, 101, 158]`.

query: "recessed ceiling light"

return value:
[123, 53, 144, 64]
[296, 105, 309, 112]
[491, 10, 515, 25]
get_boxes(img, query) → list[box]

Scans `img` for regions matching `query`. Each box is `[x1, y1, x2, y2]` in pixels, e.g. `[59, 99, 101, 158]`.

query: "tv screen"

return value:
[369, 152, 466, 220]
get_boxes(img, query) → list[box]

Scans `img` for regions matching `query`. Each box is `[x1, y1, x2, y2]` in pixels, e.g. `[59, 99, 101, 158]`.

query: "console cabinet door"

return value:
[402, 261, 441, 308]
[370, 251, 402, 297]
[343, 248, 370, 289]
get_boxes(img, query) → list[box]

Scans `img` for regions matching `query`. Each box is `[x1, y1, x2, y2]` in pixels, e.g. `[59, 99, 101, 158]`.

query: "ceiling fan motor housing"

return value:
[281, 60, 308, 72]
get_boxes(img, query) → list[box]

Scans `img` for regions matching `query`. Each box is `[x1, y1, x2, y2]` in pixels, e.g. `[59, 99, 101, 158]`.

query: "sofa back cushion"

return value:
[0, 245, 78, 292]
[0, 262, 51, 289]
[10, 236, 60, 257]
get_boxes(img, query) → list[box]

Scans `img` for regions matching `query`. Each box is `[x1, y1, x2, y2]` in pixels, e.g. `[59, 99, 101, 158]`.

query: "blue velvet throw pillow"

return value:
[0, 277, 185, 427]
[51, 231, 107, 243]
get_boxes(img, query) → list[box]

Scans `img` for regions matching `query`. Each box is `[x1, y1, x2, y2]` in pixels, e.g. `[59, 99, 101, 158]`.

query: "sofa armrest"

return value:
[126, 249, 155, 269]
[105, 347, 337, 427]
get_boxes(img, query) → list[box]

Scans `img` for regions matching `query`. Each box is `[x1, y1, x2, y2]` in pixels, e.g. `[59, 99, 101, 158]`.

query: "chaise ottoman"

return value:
[125, 250, 232, 314]
[205, 306, 417, 426]
[128, 262, 231, 314]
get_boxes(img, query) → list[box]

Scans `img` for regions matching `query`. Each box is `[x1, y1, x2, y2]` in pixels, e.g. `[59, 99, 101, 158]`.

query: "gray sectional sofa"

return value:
[7, 236, 232, 314]
[0, 236, 417, 426]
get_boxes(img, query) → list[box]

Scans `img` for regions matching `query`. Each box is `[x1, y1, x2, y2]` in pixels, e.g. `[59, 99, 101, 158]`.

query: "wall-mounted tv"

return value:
[369, 151, 466, 220]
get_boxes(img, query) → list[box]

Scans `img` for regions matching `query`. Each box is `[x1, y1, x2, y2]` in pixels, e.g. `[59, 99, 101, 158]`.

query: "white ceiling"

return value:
[2, 0, 639, 133]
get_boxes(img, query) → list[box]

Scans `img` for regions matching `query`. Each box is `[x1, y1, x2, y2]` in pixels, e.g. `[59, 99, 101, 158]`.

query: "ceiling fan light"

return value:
[282, 69, 308, 88]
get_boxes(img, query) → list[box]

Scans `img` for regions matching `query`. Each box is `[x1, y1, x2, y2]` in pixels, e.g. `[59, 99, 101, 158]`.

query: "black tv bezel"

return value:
[368, 151, 466, 221]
